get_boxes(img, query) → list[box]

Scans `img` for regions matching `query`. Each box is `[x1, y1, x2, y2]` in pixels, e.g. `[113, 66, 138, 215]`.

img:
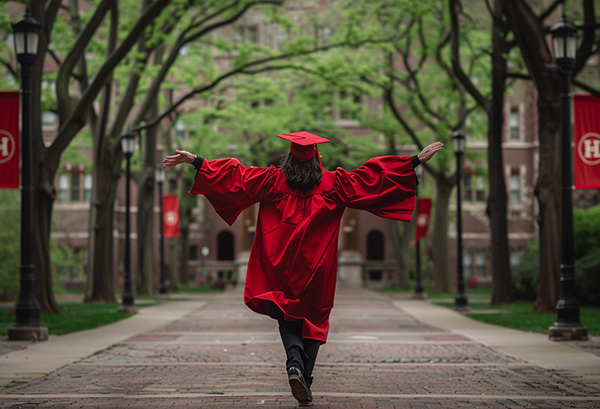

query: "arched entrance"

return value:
[366, 230, 384, 281]
[216, 230, 235, 284]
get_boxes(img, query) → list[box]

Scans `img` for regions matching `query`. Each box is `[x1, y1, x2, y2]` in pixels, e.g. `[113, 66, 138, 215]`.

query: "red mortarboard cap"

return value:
[277, 131, 330, 162]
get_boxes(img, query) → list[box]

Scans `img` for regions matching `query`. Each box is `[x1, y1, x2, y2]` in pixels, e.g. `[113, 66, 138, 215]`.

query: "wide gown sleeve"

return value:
[189, 158, 275, 225]
[329, 156, 417, 222]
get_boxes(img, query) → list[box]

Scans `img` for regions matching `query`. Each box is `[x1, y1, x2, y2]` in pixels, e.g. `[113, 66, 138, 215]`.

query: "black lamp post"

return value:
[8, 11, 48, 341]
[119, 132, 137, 313]
[451, 130, 469, 311]
[413, 164, 426, 299]
[548, 15, 587, 340]
[155, 165, 167, 295]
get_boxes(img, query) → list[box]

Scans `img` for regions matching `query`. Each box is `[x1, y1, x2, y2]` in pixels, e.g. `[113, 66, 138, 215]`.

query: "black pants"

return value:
[268, 302, 320, 388]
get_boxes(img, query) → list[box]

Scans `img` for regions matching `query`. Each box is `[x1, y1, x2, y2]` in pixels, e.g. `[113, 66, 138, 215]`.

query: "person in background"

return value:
[163, 132, 443, 406]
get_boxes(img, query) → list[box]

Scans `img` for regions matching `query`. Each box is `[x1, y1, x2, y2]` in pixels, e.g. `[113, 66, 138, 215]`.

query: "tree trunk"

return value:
[85, 146, 119, 303]
[431, 176, 453, 293]
[532, 91, 562, 313]
[488, 1, 512, 305]
[136, 164, 157, 295]
[388, 219, 411, 288]
[176, 186, 196, 287]
[34, 161, 59, 313]
[501, 0, 562, 313]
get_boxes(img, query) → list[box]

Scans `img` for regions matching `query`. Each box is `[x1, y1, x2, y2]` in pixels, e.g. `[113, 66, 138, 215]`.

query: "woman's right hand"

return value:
[162, 150, 197, 167]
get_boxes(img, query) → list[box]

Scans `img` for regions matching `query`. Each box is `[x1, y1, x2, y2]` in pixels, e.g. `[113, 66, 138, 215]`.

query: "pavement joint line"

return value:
[120, 340, 478, 345]
[0, 393, 599, 401]
[81, 362, 540, 367]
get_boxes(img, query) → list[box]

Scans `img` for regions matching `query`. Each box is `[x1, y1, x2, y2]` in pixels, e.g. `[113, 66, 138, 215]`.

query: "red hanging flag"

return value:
[0, 91, 20, 189]
[574, 95, 600, 189]
[413, 197, 432, 244]
[162, 194, 181, 237]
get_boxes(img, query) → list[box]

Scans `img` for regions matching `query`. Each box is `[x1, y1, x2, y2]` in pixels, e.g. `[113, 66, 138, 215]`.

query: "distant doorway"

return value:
[217, 230, 235, 281]
[366, 230, 384, 281]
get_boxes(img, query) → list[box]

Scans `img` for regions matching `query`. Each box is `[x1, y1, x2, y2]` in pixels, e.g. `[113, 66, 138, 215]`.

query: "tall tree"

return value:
[502, 0, 599, 312]
[449, 0, 513, 304]
[17, 0, 173, 312]
[327, 0, 488, 292]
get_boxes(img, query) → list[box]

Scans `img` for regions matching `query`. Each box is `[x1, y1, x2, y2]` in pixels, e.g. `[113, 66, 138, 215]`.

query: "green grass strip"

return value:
[0, 301, 156, 336]
[434, 301, 600, 336]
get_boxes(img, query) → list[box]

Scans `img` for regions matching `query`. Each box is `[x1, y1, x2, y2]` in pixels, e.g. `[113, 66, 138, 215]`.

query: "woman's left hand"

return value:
[162, 150, 197, 167]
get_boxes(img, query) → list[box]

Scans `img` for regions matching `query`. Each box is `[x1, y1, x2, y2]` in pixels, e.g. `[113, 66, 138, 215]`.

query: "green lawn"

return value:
[434, 301, 600, 336]
[0, 301, 156, 336]
[382, 283, 600, 336]
[0, 283, 224, 337]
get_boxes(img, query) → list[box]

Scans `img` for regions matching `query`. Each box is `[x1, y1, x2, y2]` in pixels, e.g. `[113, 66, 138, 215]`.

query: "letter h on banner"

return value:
[574, 95, 600, 189]
[0, 91, 20, 189]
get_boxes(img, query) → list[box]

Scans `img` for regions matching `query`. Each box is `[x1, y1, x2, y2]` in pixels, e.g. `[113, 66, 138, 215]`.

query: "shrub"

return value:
[573, 204, 600, 259]
[575, 249, 600, 307]
[511, 258, 539, 302]
[0, 190, 21, 301]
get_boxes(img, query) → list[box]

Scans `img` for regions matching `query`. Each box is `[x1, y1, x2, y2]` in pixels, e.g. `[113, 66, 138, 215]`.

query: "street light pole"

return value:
[119, 132, 137, 314]
[8, 11, 48, 341]
[451, 130, 469, 311]
[413, 165, 425, 299]
[155, 166, 167, 295]
[549, 15, 587, 341]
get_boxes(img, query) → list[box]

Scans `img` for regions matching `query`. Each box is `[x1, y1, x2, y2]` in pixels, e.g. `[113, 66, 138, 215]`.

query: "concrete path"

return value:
[1, 288, 599, 408]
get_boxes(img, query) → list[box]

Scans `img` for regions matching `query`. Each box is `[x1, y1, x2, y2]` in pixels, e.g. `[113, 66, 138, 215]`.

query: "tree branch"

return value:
[132, 0, 283, 126]
[538, 0, 562, 22]
[135, 38, 394, 132]
[448, 0, 488, 110]
[50, 0, 172, 158]
[55, 0, 115, 125]
[573, 79, 600, 97]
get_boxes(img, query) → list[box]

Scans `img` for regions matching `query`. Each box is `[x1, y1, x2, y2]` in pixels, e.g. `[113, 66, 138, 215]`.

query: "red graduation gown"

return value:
[190, 156, 417, 343]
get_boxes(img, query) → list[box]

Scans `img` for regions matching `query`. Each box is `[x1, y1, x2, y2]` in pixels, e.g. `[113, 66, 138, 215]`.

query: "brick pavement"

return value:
[1, 288, 599, 408]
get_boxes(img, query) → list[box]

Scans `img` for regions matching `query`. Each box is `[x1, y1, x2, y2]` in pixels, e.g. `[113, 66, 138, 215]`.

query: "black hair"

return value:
[280, 153, 323, 193]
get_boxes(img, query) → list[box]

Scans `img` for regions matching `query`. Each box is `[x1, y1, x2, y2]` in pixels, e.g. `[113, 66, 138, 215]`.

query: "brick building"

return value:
[42, 1, 597, 293]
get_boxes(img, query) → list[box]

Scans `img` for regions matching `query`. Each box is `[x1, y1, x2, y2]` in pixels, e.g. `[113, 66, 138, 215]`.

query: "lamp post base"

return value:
[412, 292, 428, 300]
[548, 324, 588, 341]
[118, 305, 138, 314]
[8, 326, 48, 341]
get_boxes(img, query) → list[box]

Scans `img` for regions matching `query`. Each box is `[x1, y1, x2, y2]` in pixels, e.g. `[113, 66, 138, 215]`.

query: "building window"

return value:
[234, 25, 259, 44]
[510, 249, 520, 266]
[58, 174, 69, 203]
[463, 251, 473, 278]
[71, 173, 81, 202]
[189, 245, 199, 261]
[175, 119, 186, 140]
[320, 26, 331, 46]
[339, 90, 362, 120]
[57, 172, 92, 203]
[509, 107, 520, 141]
[464, 174, 485, 203]
[475, 250, 486, 279]
[84, 174, 92, 202]
[509, 170, 520, 204]
[42, 111, 56, 126]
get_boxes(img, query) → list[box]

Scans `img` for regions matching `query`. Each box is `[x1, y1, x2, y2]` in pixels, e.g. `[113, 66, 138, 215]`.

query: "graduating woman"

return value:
[163, 132, 443, 406]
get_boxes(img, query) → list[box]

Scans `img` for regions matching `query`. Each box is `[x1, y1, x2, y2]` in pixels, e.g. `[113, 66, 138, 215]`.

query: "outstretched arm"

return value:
[162, 150, 197, 167]
[417, 141, 444, 163]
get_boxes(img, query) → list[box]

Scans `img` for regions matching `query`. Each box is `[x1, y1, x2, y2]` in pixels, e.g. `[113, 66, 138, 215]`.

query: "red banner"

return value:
[574, 95, 600, 189]
[162, 194, 181, 238]
[413, 197, 432, 244]
[0, 91, 20, 189]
